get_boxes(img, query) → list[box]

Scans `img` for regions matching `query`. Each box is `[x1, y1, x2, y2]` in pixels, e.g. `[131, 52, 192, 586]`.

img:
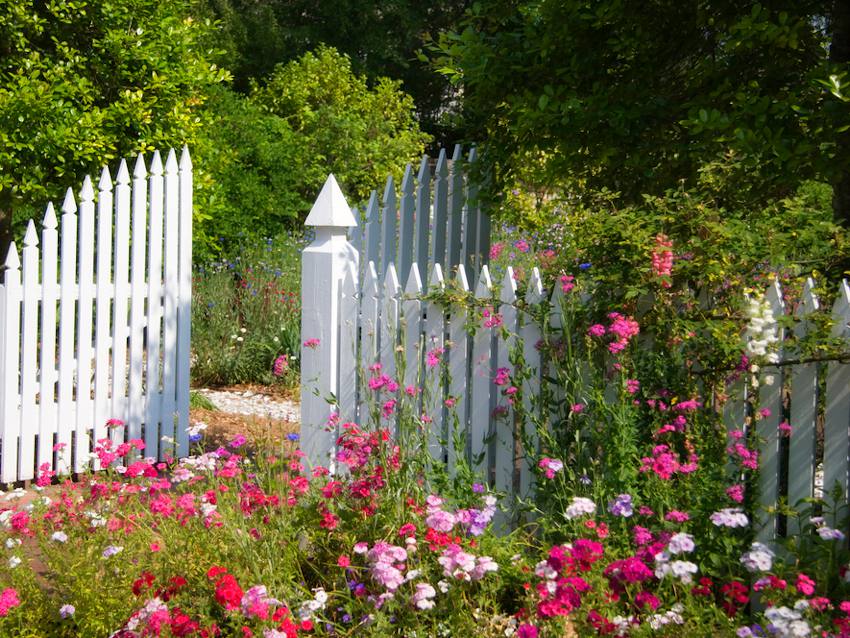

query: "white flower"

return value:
[670, 560, 698, 584]
[5, 537, 21, 549]
[564, 497, 596, 520]
[8, 555, 21, 568]
[51, 531, 68, 543]
[740, 542, 774, 573]
[668, 532, 695, 554]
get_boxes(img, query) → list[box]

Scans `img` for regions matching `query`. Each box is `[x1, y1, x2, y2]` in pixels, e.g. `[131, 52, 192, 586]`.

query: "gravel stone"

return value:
[197, 389, 300, 423]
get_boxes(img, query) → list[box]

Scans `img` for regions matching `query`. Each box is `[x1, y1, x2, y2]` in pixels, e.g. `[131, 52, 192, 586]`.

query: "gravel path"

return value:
[196, 388, 300, 422]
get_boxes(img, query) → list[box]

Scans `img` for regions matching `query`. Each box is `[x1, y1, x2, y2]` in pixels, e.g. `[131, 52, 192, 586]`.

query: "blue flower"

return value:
[286, 433, 300, 442]
[579, 262, 592, 270]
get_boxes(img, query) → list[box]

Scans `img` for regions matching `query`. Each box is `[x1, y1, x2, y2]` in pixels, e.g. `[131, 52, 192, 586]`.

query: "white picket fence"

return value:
[300, 153, 850, 541]
[0, 148, 193, 484]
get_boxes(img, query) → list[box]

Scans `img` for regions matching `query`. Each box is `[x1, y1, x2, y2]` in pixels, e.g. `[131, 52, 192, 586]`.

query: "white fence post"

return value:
[300, 174, 358, 470]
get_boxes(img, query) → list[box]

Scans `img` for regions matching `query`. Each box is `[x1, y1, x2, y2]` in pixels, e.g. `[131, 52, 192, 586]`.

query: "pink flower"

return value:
[489, 242, 505, 260]
[303, 338, 320, 348]
[0, 588, 20, 617]
[587, 324, 606, 337]
[626, 379, 640, 394]
[106, 418, 125, 428]
[779, 421, 792, 437]
[494, 367, 511, 386]
[797, 573, 816, 596]
[651, 233, 674, 284]
[560, 274, 575, 293]
[726, 484, 745, 503]
[664, 510, 690, 523]
[570, 403, 584, 414]
[517, 624, 538, 638]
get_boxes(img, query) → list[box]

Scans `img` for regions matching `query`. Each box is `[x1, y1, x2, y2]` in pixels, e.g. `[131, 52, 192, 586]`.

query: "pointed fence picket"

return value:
[424, 264, 446, 462]
[0, 149, 192, 484]
[788, 279, 820, 511]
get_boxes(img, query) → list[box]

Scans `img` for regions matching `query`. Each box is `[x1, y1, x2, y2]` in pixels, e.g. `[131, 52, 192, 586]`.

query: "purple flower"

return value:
[472, 483, 485, 493]
[608, 493, 634, 517]
[59, 604, 75, 619]
[230, 434, 247, 448]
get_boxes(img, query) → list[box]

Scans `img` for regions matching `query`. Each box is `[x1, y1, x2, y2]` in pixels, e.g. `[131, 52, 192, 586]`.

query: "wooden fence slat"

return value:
[359, 262, 380, 422]
[110, 162, 131, 452]
[19, 222, 39, 481]
[431, 149, 448, 272]
[144, 153, 165, 458]
[56, 189, 78, 473]
[824, 280, 850, 510]
[127, 155, 147, 449]
[160, 150, 180, 457]
[402, 264, 423, 402]
[415, 156, 431, 284]
[788, 278, 819, 509]
[756, 281, 785, 543]
[495, 267, 518, 503]
[176, 147, 193, 457]
[364, 192, 381, 278]
[74, 177, 96, 473]
[398, 165, 415, 288]
[446, 264, 470, 476]
[519, 268, 544, 500]
[381, 175, 397, 277]
[94, 168, 115, 467]
[338, 264, 359, 425]
[380, 263, 401, 391]
[38, 204, 59, 470]
[470, 266, 493, 476]
[447, 145, 464, 274]
[0, 244, 22, 483]
[425, 263, 446, 462]
[464, 148, 480, 280]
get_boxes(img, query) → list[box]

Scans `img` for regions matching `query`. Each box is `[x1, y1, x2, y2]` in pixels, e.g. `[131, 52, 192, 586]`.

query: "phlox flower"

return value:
[102, 545, 123, 558]
[710, 508, 749, 528]
[608, 494, 633, 517]
[538, 457, 564, 480]
[411, 583, 436, 610]
[59, 604, 75, 619]
[0, 588, 20, 617]
[740, 542, 774, 573]
[564, 497, 596, 520]
[667, 532, 695, 554]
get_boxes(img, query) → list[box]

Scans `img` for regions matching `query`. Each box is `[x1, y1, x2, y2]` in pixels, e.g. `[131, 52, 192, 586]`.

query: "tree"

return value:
[199, 0, 469, 146]
[195, 47, 430, 253]
[0, 0, 229, 255]
[433, 1, 850, 225]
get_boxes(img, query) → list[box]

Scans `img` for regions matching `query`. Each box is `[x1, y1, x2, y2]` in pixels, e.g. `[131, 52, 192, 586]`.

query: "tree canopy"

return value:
[433, 1, 850, 225]
[0, 0, 229, 248]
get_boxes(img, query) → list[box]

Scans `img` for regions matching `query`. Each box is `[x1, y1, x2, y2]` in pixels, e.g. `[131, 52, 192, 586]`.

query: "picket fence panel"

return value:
[0, 149, 193, 484]
[300, 151, 850, 544]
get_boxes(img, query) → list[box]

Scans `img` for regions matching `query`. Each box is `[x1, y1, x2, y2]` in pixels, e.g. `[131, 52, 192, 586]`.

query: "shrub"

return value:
[191, 232, 302, 388]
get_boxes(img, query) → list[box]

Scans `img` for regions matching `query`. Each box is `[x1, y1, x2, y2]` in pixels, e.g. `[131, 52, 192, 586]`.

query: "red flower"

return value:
[214, 574, 243, 611]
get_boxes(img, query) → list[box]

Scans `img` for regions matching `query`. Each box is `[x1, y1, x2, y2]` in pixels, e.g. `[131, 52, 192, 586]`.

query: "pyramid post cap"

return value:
[304, 174, 358, 228]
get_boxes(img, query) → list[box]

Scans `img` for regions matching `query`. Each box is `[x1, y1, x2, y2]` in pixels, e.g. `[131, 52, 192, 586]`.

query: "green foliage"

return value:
[432, 1, 850, 221]
[199, 0, 469, 142]
[251, 46, 431, 204]
[191, 232, 302, 388]
[0, 0, 229, 231]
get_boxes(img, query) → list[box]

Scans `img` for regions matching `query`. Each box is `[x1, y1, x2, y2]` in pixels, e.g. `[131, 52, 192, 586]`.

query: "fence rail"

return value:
[0, 149, 193, 484]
